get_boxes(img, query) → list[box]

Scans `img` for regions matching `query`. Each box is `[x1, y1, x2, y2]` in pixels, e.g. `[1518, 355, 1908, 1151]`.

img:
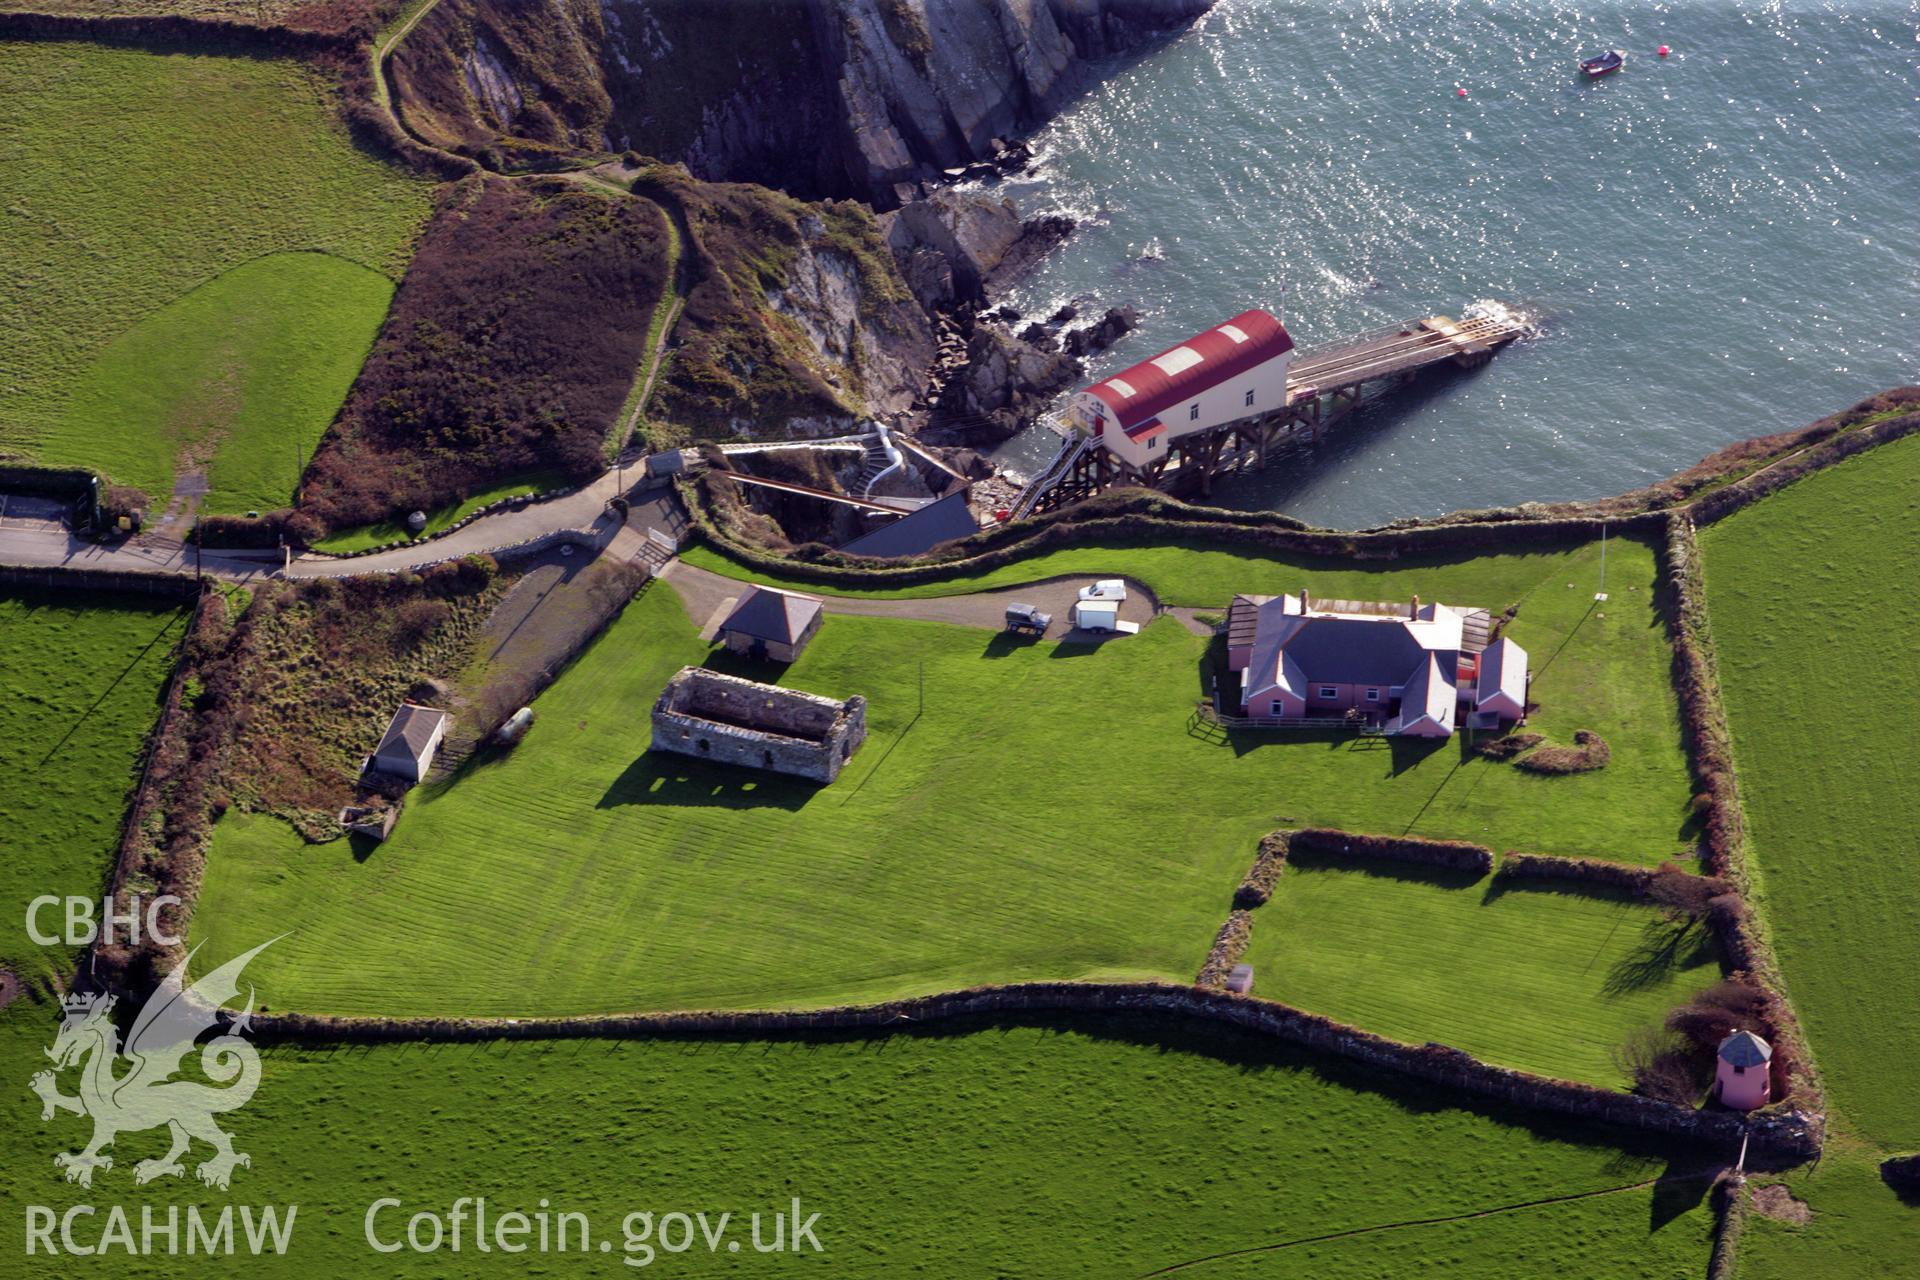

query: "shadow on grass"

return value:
[699, 646, 789, 683]
[1880, 1160, 1920, 1207]
[1603, 918, 1718, 997]
[35, 605, 186, 768]
[1287, 849, 1486, 892]
[1479, 877, 1646, 910]
[347, 832, 382, 864]
[677, 1008, 1722, 1191]
[598, 751, 817, 812]
[1048, 631, 1128, 657]
[981, 631, 1041, 659]
[1648, 1156, 1718, 1230]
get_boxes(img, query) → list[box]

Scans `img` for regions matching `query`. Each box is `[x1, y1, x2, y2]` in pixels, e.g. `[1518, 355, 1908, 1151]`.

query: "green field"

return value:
[0, 40, 431, 504]
[1242, 862, 1721, 1087]
[1699, 433, 1920, 1149]
[310, 470, 573, 554]
[0, 586, 188, 981]
[43, 253, 395, 516]
[1740, 1145, 1920, 1280]
[0, 995, 1715, 1276]
[678, 534, 1615, 609]
[193, 535, 1692, 1018]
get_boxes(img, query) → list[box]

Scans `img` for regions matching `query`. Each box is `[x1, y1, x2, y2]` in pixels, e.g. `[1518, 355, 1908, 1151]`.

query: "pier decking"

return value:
[1012, 310, 1526, 518]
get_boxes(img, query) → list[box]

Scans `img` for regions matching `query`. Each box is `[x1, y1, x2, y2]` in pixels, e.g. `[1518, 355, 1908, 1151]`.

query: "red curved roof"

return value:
[1082, 309, 1294, 432]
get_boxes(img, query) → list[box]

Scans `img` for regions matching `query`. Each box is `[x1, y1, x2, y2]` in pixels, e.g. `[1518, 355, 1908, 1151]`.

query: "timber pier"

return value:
[1012, 310, 1526, 518]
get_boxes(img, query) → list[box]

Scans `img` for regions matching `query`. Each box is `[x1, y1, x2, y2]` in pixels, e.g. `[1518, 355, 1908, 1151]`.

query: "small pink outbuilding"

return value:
[1716, 1030, 1772, 1110]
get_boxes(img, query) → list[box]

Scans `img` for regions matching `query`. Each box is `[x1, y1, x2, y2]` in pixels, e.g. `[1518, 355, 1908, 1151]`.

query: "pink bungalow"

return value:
[1225, 590, 1530, 737]
[1716, 1030, 1772, 1110]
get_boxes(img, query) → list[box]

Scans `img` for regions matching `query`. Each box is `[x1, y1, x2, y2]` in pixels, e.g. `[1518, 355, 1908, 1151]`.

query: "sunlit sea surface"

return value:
[991, 0, 1917, 527]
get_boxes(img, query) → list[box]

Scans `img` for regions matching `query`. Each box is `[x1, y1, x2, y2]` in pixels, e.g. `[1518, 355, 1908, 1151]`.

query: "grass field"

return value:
[1740, 1144, 1920, 1280]
[1242, 861, 1721, 1087]
[193, 538, 1692, 1018]
[0, 587, 188, 982]
[43, 253, 395, 516]
[0, 40, 431, 501]
[675, 534, 1625, 608]
[0, 995, 1716, 1276]
[1699, 433, 1920, 1149]
[310, 469, 573, 554]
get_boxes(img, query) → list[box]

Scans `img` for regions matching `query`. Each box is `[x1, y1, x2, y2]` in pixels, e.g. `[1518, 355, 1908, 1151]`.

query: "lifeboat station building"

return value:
[1060, 309, 1295, 476]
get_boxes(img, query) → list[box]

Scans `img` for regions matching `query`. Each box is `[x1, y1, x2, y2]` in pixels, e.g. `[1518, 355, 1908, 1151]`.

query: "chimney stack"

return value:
[1299, 588, 1311, 613]
[1411, 593, 1421, 617]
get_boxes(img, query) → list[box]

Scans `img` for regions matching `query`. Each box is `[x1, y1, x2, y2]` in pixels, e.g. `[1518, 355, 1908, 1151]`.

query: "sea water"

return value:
[994, 0, 1917, 527]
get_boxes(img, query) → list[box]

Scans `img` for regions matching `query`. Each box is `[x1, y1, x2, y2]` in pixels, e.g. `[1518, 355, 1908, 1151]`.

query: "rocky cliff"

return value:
[635, 167, 936, 440]
[606, 0, 1212, 206]
[391, 0, 1211, 205]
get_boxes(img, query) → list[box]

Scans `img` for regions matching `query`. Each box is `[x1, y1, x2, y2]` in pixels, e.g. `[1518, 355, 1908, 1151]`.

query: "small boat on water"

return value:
[1579, 49, 1626, 78]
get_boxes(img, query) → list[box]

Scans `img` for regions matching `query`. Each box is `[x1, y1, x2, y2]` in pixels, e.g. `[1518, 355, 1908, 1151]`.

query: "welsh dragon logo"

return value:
[30, 940, 275, 1190]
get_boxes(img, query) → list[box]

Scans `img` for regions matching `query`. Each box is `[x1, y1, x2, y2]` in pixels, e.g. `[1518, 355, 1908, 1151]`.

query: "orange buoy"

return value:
[1658, 45, 1670, 56]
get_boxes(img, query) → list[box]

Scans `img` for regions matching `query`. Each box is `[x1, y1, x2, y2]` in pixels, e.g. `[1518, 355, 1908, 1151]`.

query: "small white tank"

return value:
[494, 707, 535, 745]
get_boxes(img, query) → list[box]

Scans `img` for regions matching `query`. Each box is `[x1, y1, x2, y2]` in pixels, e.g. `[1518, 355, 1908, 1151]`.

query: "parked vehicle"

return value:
[1004, 603, 1052, 635]
[1077, 579, 1127, 601]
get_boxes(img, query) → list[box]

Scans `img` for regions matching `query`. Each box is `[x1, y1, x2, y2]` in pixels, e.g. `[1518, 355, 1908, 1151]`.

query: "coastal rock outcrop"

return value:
[937, 322, 1082, 443]
[393, 0, 1214, 206]
[882, 190, 1077, 310]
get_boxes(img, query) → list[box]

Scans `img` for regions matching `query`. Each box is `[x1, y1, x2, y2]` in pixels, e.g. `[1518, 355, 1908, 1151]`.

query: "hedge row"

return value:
[0, 10, 351, 54]
[1195, 910, 1253, 989]
[245, 979, 1823, 1163]
[1660, 515, 1744, 877]
[1290, 828, 1494, 875]
[90, 585, 244, 992]
[1706, 1172, 1747, 1280]
[1658, 514, 1824, 1115]
[0, 564, 198, 601]
[1233, 832, 1291, 909]
[0, 461, 93, 498]
[683, 468, 1662, 594]
[1687, 394, 1920, 528]
[191, 509, 303, 549]
[682, 393, 1919, 604]
[1496, 852, 1662, 894]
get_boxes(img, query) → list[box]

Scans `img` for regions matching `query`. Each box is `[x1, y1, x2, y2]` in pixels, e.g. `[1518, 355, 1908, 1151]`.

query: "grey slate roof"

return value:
[1264, 615, 1457, 688]
[375, 704, 447, 764]
[1718, 1030, 1773, 1067]
[721, 585, 824, 645]
[840, 489, 979, 559]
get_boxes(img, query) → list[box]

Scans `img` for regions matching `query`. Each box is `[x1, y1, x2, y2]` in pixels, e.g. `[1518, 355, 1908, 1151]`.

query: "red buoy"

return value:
[1456, 86, 1468, 97]
[1658, 45, 1670, 56]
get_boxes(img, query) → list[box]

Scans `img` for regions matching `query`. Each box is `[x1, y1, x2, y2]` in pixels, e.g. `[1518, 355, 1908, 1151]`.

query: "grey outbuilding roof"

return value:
[375, 704, 447, 764]
[1718, 1030, 1773, 1067]
[721, 585, 824, 645]
[841, 489, 979, 559]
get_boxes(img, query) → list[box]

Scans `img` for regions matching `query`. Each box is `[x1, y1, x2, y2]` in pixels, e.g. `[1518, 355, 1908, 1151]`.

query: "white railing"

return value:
[1008, 433, 1092, 521]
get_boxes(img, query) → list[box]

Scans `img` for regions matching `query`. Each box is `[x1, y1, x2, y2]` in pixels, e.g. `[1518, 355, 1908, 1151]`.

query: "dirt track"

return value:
[660, 560, 1215, 640]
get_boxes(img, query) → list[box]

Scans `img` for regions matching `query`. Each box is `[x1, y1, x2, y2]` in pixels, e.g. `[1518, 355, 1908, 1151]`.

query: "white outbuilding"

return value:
[367, 703, 450, 785]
